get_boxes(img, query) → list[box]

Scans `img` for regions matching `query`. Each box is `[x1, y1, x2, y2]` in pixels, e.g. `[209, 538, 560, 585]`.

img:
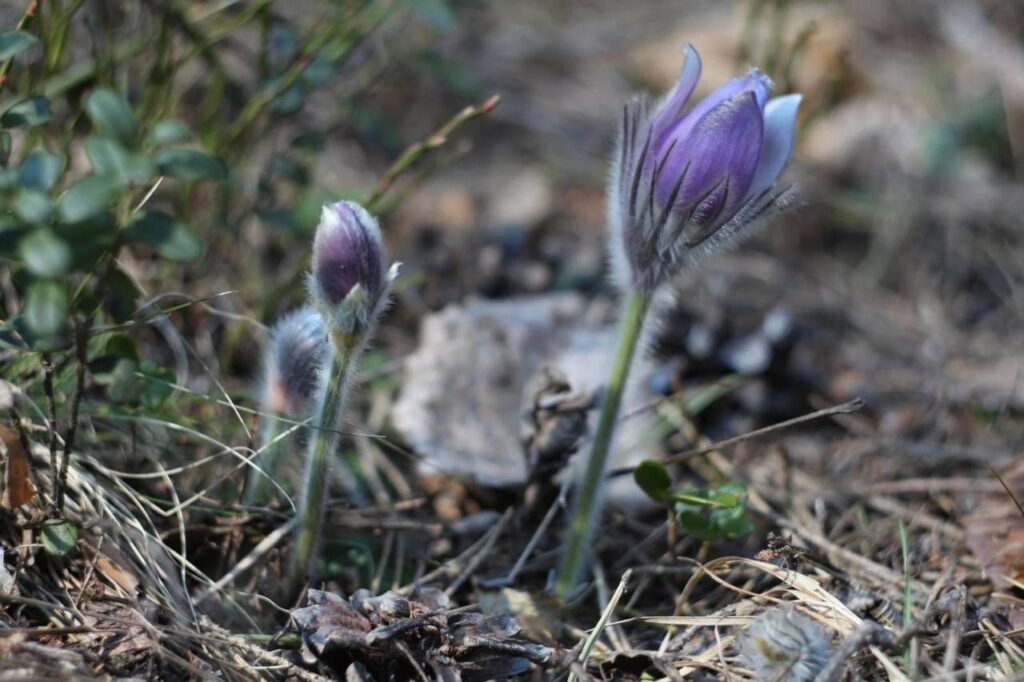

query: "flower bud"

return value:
[737, 605, 832, 682]
[262, 306, 328, 419]
[309, 201, 398, 342]
[609, 44, 801, 292]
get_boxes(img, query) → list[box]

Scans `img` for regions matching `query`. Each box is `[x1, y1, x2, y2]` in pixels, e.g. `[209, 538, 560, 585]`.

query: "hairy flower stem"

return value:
[555, 290, 649, 599]
[286, 345, 355, 598]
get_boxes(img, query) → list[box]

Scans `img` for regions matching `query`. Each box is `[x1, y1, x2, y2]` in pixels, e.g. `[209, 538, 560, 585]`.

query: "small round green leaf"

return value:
[41, 518, 78, 556]
[634, 458, 672, 503]
[59, 174, 117, 222]
[147, 120, 190, 146]
[139, 361, 176, 408]
[13, 188, 54, 224]
[109, 358, 142, 403]
[125, 210, 202, 261]
[19, 228, 70, 277]
[85, 136, 154, 186]
[1, 97, 52, 128]
[24, 280, 68, 336]
[0, 30, 38, 60]
[19, 150, 65, 191]
[84, 89, 137, 144]
[155, 148, 224, 181]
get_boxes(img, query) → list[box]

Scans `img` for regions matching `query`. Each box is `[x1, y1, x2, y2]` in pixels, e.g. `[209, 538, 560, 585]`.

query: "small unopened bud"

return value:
[310, 201, 397, 344]
[262, 306, 328, 419]
[737, 605, 832, 682]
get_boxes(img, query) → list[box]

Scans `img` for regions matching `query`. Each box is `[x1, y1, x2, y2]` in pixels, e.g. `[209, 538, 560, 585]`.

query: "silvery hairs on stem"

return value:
[606, 44, 801, 294]
[261, 305, 328, 424]
[737, 605, 833, 682]
[244, 305, 329, 504]
[309, 200, 399, 350]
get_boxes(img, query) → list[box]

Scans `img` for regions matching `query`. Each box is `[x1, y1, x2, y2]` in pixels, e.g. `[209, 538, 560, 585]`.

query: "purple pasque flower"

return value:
[310, 200, 397, 341]
[609, 44, 801, 293]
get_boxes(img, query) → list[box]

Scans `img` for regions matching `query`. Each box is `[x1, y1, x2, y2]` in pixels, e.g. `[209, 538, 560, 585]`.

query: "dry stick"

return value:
[194, 516, 299, 604]
[40, 353, 59, 509]
[818, 584, 964, 682]
[399, 508, 511, 596]
[986, 462, 1024, 519]
[363, 94, 501, 211]
[607, 398, 865, 478]
[499, 482, 569, 585]
[445, 507, 513, 597]
[56, 318, 88, 514]
[570, 568, 632, 682]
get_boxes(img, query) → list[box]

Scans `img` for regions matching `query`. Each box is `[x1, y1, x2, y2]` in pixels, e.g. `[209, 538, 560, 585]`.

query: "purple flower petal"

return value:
[650, 44, 702, 143]
[747, 94, 801, 197]
[312, 201, 384, 306]
[654, 67, 772, 153]
[655, 91, 765, 222]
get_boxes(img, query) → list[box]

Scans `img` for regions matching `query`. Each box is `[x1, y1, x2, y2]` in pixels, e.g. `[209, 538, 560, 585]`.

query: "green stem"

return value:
[286, 346, 353, 597]
[242, 413, 286, 507]
[555, 290, 649, 599]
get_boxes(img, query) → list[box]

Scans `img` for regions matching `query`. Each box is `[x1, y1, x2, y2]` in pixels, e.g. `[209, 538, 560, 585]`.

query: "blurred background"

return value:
[1, 0, 1024, 675]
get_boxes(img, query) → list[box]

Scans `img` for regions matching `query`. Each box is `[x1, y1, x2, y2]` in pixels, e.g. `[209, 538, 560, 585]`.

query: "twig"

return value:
[570, 568, 632, 682]
[608, 398, 864, 477]
[987, 462, 1024, 519]
[56, 318, 88, 514]
[40, 352, 59, 512]
[485, 483, 569, 587]
[195, 516, 299, 604]
[445, 507, 513, 597]
[363, 94, 500, 211]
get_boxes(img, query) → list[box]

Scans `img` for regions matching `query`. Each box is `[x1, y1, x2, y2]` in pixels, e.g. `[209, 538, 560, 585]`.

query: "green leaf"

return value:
[105, 333, 139, 362]
[708, 490, 740, 508]
[19, 228, 70, 277]
[19, 150, 65, 191]
[103, 266, 141, 322]
[59, 174, 117, 222]
[0, 131, 11, 167]
[713, 507, 754, 538]
[147, 120, 190, 146]
[13, 188, 54, 223]
[125, 211, 202, 261]
[41, 518, 78, 556]
[108, 358, 142, 403]
[155, 148, 224, 181]
[24, 280, 68, 336]
[634, 459, 672, 503]
[84, 88, 136, 144]
[85, 136, 154, 186]
[678, 511, 717, 542]
[0, 30, 38, 60]
[139, 361, 175, 409]
[0, 168, 17, 190]
[1, 96, 52, 128]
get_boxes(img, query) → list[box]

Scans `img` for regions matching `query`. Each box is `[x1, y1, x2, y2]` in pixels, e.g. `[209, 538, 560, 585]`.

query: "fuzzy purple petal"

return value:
[655, 92, 765, 221]
[650, 44, 702, 143]
[747, 94, 801, 197]
[653, 68, 772, 154]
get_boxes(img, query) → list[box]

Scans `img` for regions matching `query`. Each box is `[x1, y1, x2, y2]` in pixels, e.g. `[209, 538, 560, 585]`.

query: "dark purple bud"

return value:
[609, 44, 801, 293]
[311, 201, 385, 306]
